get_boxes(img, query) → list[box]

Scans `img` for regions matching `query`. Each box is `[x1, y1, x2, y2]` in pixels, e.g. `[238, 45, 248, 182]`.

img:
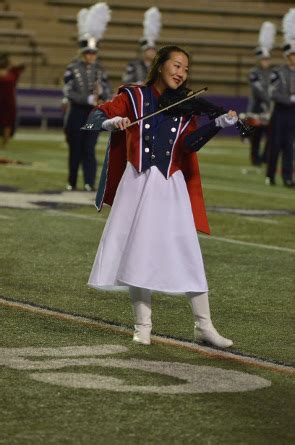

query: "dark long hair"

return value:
[146, 45, 190, 86]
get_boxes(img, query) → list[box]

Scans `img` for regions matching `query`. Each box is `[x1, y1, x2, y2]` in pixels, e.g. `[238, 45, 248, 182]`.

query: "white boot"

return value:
[130, 286, 152, 345]
[187, 292, 233, 348]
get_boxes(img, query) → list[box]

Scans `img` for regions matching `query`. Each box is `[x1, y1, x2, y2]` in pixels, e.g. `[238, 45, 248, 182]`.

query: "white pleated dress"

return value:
[88, 161, 208, 295]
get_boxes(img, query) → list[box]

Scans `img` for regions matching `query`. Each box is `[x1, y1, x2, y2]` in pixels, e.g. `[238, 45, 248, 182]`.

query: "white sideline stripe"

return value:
[199, 234, 295, 253]
[0, 297, 293, 376]
[203, 183, 295, 200]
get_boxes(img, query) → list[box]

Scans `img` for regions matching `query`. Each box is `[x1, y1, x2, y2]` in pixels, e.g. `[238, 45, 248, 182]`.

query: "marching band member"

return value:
[266, 9, 295, 187]
[63, 2, 112, 191]
[86, 45, 238, 348]
[247, 22, 276, 166]
[0, 53, 25, 148]
[122, 7, 161, 85]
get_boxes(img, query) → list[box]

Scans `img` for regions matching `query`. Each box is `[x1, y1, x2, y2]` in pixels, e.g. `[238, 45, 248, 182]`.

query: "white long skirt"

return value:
[88, 162, 208, 294]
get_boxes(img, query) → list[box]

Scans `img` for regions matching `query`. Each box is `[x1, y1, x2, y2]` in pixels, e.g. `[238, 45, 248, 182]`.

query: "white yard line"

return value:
[203, 183, 295, 200]
[244, 217, 279, 225]
[199, 234, 295, 253]
[0, 296, 293, 376]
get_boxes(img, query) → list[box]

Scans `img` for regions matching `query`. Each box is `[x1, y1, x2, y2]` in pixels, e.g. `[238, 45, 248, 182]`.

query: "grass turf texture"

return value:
[0, 130, 294, 442]
[0, 306, 294, 444]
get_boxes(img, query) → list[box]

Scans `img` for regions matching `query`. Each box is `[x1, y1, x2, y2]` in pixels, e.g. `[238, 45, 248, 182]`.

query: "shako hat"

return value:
[77, 2, 111, 53]
[282, 8, 295, 56]
[254, 21, 276, 59]
[139, 7, 162, 51]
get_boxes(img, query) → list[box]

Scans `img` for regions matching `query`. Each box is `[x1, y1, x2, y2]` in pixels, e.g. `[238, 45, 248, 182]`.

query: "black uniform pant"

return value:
[249, 125, 269, 165]
[65, 104, 99, 188]
[267, 104, 295, 183]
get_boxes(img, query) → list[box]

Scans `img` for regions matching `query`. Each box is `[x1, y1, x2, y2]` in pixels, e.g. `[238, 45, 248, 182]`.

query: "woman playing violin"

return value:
[87, 45, 238, 348]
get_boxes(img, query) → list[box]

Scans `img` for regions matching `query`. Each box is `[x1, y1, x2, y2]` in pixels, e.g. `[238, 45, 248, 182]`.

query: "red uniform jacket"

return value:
[95, 85, 210, 235]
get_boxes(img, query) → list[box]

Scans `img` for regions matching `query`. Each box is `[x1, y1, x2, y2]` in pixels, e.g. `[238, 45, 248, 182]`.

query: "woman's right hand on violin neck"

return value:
[102, 116, 131, 132]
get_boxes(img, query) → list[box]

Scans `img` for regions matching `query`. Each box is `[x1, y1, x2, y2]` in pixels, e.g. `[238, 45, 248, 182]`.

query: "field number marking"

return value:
[0, 345, 271, 394]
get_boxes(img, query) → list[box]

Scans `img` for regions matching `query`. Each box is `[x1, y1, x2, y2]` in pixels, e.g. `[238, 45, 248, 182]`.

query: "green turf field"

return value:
[0, 131, 294, 444]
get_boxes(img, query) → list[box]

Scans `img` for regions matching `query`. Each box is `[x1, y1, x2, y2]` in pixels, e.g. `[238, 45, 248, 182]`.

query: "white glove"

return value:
[215, 113, 238, 128]
[290, 95, 295, 103]
[102, 116, 128, 132]
[87, 94, 95, 105]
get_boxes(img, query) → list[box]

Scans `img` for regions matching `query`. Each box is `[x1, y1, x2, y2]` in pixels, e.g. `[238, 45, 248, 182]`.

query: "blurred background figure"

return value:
[246, 22, 276, 166]
[122, 7, 161, 85]
[0, 53, 25, 148]
[266, 8, 295, 187]
[63, 2, 112, 192]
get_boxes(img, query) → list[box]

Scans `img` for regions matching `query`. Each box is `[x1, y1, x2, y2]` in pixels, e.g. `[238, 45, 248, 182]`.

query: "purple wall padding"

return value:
[17, 88, 63, 97]
[16, 88, 248, 134]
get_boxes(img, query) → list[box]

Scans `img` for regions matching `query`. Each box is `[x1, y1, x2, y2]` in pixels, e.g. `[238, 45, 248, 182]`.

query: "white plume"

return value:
[258, 22, 276, 50]
[143, 7, 162, 46]
[85, 2, 111, 41]
[282, 8, 295, 43]
[77, 8, 89, 40]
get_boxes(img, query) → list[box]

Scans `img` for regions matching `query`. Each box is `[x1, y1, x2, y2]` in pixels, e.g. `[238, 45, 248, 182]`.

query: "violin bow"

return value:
[126, 86, 208, 129]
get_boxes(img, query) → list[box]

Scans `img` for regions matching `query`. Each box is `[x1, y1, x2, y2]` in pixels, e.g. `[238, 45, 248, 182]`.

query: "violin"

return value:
[158, 87, 253, 138]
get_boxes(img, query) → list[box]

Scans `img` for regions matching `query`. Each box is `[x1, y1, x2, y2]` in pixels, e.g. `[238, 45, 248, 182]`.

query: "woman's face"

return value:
[159, 52, 189, 89]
